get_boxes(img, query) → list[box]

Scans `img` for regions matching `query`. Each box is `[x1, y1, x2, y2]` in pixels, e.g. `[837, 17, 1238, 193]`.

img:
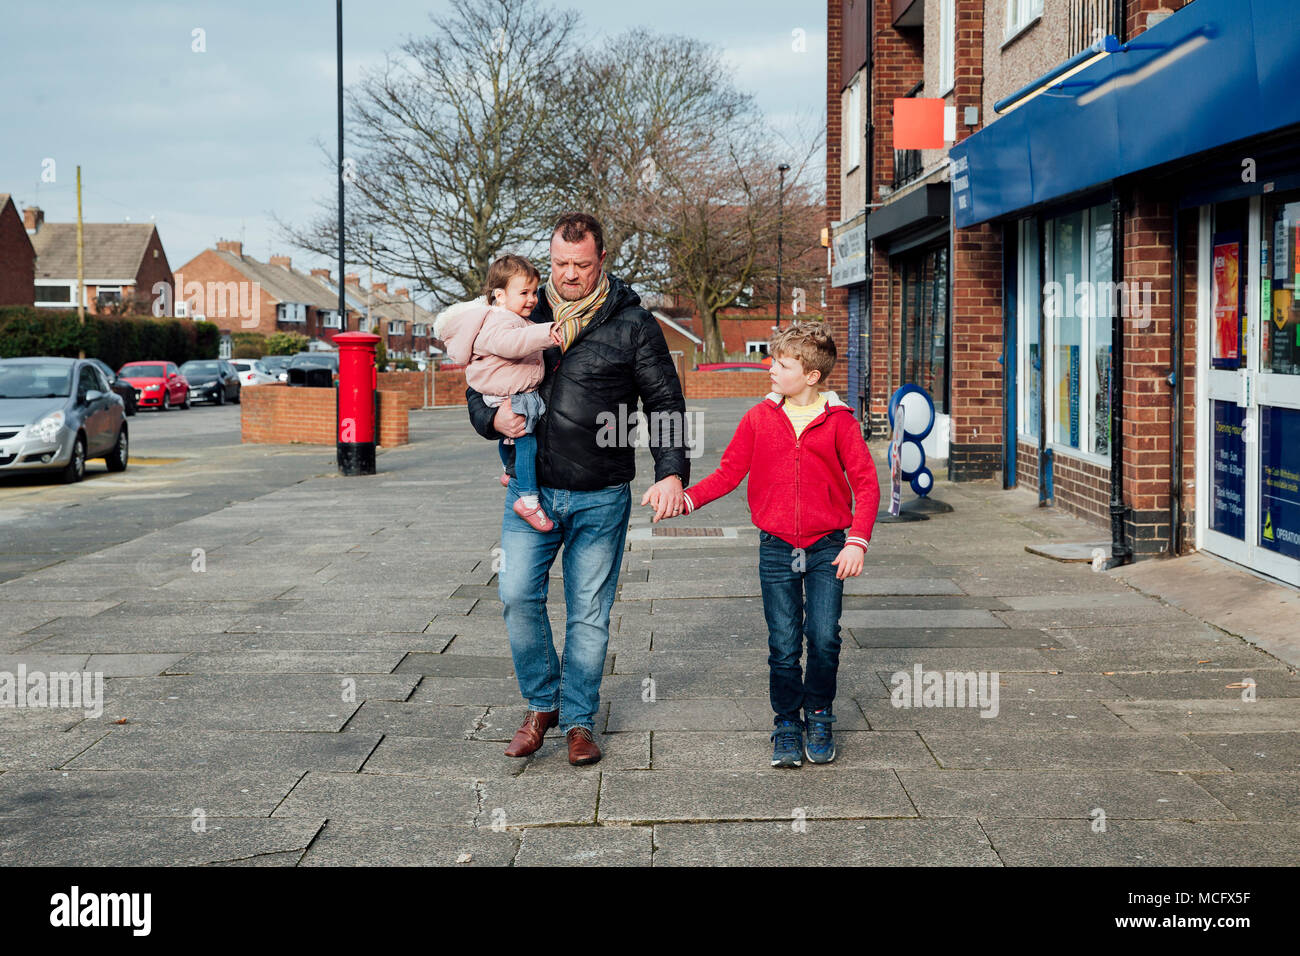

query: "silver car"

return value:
[0, 357, 129, 482]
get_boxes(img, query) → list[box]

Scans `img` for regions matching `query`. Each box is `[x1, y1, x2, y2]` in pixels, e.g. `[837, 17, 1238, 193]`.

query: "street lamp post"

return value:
[775, 162, 790, 331]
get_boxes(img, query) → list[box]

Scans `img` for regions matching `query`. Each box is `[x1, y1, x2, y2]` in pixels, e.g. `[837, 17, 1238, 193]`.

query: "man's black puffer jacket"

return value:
[465, 273, 690, 491]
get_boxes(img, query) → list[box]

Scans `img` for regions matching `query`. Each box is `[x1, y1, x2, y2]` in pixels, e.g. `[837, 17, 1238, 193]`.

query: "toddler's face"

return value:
[494, 274, 539, 318]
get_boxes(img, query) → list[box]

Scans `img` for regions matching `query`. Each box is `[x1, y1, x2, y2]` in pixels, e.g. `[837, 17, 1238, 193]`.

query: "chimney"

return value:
[344, 272, 361, 286]
[22, 206, 43, 234]
[269, 255, 291, 269]
[310, 268, 331, 281]
[372, 282, 388, 295]
[394, 287, 410, 299]
[216, 240, 243, 257]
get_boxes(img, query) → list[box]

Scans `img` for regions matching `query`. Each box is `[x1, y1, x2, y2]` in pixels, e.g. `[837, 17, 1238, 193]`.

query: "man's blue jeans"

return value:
[498, 479, 631, 734]
[758, 528, 846, 723]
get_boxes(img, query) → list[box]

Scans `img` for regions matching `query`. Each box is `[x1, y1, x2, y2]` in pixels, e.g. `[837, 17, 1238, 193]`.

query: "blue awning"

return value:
[950, 0, 1300, 229]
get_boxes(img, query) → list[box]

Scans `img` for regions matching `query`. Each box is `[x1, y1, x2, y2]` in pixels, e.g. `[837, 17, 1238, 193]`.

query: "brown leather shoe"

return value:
[504, 709, 558, 757]
[566, 727, 602, 766]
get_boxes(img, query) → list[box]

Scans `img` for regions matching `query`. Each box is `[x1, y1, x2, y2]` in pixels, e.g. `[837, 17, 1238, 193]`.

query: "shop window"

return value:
[1042, 202, 1113, 459]
[1263, 194, 1300, 377]
[1018, 218, 1041, 439]
[899, 244, 949, 414]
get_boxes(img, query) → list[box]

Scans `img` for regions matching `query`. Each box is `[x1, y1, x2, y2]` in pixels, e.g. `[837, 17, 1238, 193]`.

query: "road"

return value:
[0, 401, 339, 583]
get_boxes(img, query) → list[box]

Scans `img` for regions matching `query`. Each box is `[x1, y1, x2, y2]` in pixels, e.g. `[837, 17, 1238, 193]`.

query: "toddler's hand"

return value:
[548, 323, 564, 346]
[831, 544, 865, 580]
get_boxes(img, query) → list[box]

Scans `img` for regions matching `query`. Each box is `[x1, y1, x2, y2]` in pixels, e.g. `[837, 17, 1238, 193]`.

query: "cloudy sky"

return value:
[0, 0, 825, 302]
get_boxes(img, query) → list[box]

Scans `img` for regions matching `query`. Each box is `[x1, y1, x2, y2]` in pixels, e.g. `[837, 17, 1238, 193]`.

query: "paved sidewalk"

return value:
[1, 397, 1297, 866]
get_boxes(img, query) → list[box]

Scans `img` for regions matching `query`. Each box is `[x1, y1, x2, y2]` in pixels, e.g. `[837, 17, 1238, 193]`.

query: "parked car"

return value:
[285, 352, 339, 384]
[118, 361, 189, 410]
[694, 362, 771, 372]
[228, 359, 278, 387]
[0, 357, 129, 482]
[86, 358, 136, 416]
[180, 360, 241, 405]
[261, 355, 292, 380]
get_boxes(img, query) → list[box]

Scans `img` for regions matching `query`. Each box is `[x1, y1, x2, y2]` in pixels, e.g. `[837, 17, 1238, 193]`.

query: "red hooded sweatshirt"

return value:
[682, 390, 880, 552]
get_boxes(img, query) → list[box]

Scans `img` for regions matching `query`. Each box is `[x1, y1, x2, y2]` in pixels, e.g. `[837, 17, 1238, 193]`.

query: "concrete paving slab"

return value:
[1188, 772, 1300, 821]
[103, 673, 418, 703]
[920, 732, 1230, 770]
[980, 818, 1300, 866]
[1105, 670, 1300, 699]
[0, 726, 112, 770]
[652, 819, 1000, 866]
[841, 610, 1007, 629]
[271, 771, 479, 825]
[65, 729, 382, 772]
[100, 697, 359, 732]
[897, 770, 1233, 819]
[1186, 732, 1300, 771]
[297, 820, 517, 866]
[516, 825, 652, 866]
[164, 650, 406, 675]
[0, 816, 324, 866]
[342, 701, 487, 738]
[394, 653, 513, 678]
[859, 697, 1130, 732]
[851, 628, 1054, 648]
[1105, 699, 1300, 732]
[649, 731, 936, 770]
[0, 769, 302, 817]
[598, 769, 915, 823]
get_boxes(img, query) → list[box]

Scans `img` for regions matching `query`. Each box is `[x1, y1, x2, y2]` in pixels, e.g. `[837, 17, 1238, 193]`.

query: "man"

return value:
[466, 212, 689, 765]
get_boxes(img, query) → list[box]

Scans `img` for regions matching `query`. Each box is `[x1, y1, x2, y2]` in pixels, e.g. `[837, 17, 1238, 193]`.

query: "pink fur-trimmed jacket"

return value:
[432, 297, 557, 398]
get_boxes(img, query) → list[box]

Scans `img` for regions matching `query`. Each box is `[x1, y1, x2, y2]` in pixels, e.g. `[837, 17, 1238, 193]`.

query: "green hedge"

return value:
[0, 307, 219, 370]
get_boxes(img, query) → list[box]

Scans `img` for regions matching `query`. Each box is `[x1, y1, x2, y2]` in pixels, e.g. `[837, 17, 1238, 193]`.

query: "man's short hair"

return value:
[769, 323, 836, 384]
[551, 212, 605, 257]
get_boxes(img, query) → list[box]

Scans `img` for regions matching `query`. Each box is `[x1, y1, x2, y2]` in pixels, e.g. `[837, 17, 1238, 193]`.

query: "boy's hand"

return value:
[831, 543, 866, 579]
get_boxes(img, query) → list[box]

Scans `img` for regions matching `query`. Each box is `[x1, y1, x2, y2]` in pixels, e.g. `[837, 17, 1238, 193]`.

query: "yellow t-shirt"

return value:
[783, 393, 827, 439]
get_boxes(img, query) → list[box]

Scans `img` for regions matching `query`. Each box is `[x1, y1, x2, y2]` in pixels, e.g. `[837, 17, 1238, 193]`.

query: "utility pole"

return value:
[775, 162, 790, 331]
[76, 165, 85, 358]
[337, 0, 346, 329]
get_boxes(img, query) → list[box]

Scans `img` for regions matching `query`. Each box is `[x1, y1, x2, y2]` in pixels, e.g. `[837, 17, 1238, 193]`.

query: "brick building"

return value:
[828, 0, 1300, 586]
[173, 242, 353, 355]
[0, 195, 35, 306]
[26, 207, 172, 314]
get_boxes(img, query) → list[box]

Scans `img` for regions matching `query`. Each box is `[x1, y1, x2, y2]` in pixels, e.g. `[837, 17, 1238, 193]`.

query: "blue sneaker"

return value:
[770, 717, 803, 768]
[804, 706, 837, 764]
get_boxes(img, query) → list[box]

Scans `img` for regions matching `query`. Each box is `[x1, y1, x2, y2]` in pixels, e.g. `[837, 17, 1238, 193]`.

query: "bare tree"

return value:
[281, 0, 578, 304]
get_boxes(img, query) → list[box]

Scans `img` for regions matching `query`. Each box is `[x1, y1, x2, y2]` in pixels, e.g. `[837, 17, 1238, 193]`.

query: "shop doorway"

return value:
[1199, 194, 1300, 586]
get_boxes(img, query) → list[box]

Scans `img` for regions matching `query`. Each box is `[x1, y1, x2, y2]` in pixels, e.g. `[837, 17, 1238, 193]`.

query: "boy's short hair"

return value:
[484, 254, 540, 301]
[769, 323, 836, 384]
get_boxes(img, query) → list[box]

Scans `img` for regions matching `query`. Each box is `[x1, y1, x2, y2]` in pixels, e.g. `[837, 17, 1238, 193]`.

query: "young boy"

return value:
[661, 324, 879, 767]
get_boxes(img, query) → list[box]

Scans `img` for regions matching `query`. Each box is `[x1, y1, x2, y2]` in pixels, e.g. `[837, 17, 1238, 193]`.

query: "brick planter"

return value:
[240, 383, 408, 446]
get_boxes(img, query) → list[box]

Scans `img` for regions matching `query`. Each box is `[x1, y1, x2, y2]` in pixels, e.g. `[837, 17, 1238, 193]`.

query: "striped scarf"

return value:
[545, 271, 610, 352]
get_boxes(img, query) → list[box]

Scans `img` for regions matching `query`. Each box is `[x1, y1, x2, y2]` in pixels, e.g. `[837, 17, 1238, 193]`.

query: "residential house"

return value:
[0, 195, 35, 306]
[26, 207, 172, 314]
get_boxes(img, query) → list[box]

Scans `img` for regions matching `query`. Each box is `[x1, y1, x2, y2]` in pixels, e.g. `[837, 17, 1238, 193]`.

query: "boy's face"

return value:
[494, 274, 539, 318]
[769, 351, 821, 395]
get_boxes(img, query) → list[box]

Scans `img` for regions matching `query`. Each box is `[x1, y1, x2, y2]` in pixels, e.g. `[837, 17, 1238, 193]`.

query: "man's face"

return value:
[550, 232, 605, 301]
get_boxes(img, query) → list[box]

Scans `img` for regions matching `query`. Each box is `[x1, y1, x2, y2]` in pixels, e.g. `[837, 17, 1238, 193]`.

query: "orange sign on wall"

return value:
[893, 98, 946, 150]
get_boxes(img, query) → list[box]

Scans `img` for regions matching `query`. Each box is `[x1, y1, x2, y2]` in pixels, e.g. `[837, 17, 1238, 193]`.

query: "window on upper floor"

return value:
[939, 0, 955, 95]
[845, 78, 861, 172]
[1005, 0, 1044, 41]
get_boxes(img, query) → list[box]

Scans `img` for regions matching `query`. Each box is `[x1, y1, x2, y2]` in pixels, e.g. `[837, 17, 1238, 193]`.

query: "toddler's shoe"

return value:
[804, 706, 837, 764]
[513, 497, 554, 532]
[770, 717, 803, 768]
[500, 473, 510, 487]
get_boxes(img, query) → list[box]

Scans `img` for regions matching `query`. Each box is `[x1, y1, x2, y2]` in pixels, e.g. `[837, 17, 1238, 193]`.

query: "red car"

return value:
[117, 361, 190, 411]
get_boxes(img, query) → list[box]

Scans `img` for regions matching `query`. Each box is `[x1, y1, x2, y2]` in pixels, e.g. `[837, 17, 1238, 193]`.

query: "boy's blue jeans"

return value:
[758, 528, 846, 723]
[497, 480, 631, 735]
[499, 434, 538, 497]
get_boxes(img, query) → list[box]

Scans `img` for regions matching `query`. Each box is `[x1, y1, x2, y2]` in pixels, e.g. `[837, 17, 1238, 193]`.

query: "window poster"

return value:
[1212, 231, 1244, 370]
[1212, 400, 1247, 540]
[1260, 405, 1300, 561]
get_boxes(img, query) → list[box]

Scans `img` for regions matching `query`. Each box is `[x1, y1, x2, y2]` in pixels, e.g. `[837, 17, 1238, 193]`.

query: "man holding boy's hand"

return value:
[658, 324, 879, 769]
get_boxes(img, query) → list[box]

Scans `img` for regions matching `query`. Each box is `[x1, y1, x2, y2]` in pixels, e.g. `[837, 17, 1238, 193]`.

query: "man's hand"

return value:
[493, 402, 528, 439]
[641, 475, 684, 523]
[831, 543, 866, 580]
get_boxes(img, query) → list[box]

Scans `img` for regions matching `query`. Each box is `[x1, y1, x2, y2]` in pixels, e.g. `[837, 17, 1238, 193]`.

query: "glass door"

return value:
[1200, 195, 1300, 586]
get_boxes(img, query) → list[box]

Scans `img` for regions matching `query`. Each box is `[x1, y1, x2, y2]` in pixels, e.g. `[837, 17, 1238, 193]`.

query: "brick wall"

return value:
[431, 367, 468, 407]
[1052, 453, 1112, 524]
[174, 249, 279, 333]
[240, 383, 408, 446]
[1126, 0, 1196, 40]
[683, 371, 773, 399]
[377, 370, 427, 409]
[133, 228, 172, 313]
[949, 221, 1004, 480]
[1176, 207, 1199, 552]
[0, 200, 35, 306]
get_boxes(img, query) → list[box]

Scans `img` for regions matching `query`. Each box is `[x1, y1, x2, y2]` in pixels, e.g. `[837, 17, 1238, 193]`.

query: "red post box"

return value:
[335, 331, 381, 475]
